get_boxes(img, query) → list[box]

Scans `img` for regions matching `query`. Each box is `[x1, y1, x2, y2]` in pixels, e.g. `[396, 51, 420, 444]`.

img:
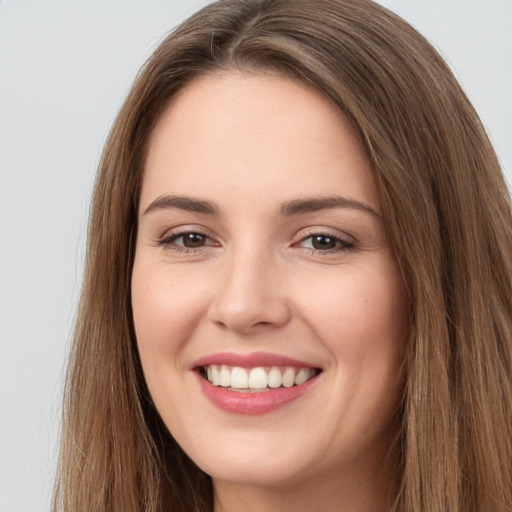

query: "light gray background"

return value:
[1, 1, 511, 510]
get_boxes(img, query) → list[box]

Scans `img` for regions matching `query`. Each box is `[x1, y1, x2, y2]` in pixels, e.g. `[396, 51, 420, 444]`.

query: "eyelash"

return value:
[157, 230, 355, 255]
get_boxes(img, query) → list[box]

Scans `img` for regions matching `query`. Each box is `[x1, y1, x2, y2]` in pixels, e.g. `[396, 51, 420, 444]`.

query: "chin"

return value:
[171, 422, 316, 487]
[197, 452, 314, 488]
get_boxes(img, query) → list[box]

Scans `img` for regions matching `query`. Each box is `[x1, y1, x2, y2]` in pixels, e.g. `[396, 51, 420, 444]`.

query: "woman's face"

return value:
[132, 72, 407, 490]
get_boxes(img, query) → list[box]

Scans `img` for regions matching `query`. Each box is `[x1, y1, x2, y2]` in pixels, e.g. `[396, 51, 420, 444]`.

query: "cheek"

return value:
[131, 259, 213, 430]
[293, 261, 407, 409]
[303, 263, 406, 434]
[131, 259, 209, 367]
[294, 263, 406, 347]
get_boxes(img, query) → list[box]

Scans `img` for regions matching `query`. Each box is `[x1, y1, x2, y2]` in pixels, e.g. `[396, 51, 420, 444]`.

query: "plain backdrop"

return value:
[0, 1, 511, 510]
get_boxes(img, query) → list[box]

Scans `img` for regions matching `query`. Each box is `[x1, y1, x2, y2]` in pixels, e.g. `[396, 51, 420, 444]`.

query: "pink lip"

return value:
[192, 351, 317, 369]
[195, 371, 320, 415]
[191, 352, 321, 415]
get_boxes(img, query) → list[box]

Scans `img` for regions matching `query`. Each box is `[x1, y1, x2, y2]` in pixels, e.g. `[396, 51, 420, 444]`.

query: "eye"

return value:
[299, 233, 354, 253]
[158, 230, 218, 251]
[176, 232, 209, 248]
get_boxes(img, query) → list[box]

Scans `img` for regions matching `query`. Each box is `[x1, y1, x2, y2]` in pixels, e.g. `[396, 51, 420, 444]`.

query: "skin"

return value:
[132, 72, 408, 512]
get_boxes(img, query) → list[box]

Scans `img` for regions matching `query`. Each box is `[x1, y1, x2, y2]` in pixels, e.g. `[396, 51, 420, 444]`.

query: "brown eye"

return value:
[311, 235, 337, 250]
[159, 231, 216, 251]
[299, 233, 354, 253]
[182, 232, 207, 248]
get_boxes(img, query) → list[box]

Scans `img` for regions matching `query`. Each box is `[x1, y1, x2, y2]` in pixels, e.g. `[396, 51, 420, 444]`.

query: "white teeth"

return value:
[267, 367, 282, 388]
[282, 368, 295, 388]
[248, 367, 268, 389]
[219, 365, 231, 387]
[212, 365, 221, 386]
[230, 367, 249, 388]
[294, 368, 309, 385]
[203, 364, 318, 390]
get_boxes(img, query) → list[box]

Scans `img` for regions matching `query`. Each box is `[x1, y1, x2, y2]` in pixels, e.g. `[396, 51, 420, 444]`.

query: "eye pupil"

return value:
[312, 235, 336, 250]
[183, 233, 206, 248]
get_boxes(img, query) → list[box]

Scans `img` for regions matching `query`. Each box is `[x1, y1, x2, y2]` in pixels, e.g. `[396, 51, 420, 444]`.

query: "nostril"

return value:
[206, 274, 292, 332]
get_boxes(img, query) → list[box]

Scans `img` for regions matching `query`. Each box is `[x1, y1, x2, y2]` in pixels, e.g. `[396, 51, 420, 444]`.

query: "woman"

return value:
[52, 0, 512, 511]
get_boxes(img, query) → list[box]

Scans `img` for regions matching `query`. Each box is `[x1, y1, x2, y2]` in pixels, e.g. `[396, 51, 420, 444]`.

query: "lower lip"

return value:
[195, 371, 319, 415]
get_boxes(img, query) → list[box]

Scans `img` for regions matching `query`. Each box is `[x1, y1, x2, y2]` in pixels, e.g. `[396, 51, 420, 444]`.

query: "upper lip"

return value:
[191, 351, 321, 369]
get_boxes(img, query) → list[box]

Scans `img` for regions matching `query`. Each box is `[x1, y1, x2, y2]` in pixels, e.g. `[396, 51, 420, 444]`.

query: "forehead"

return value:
[141, 71, 379, 213]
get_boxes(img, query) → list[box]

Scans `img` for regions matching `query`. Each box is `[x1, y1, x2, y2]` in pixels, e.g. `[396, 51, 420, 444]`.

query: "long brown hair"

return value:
[53, 1, 512, 510]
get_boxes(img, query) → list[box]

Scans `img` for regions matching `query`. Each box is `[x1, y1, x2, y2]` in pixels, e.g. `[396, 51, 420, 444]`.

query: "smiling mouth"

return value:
[199, 364, 321, 392]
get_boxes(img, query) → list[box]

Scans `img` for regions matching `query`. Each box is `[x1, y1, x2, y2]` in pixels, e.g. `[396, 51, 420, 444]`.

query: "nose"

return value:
[207, 247, 291, 334]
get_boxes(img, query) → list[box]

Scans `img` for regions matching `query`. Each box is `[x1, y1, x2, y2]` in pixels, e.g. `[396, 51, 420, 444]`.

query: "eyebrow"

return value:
[143, 195, 219, 215]
[143, 194, 379, 218]
[280, 196, 380, 218]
